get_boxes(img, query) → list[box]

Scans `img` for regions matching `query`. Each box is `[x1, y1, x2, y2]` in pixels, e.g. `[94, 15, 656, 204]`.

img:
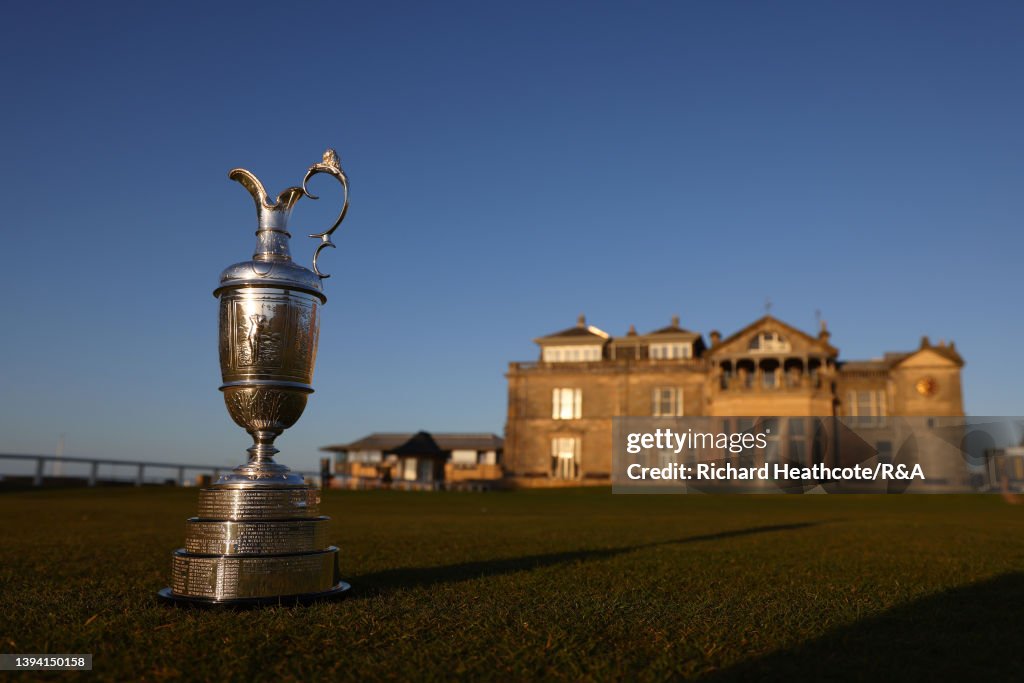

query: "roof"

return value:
[646, 324, 700, 338]
[321, 432, 504, 453]
[709, 315, 838, 357]
[838, 359, 891, 372]
[915, 342, 964, 366]
[840, 339, 964, 371]
[534, 315, 610, 344]
[644, 315, 694, 337]
[388, 431, 445, 458]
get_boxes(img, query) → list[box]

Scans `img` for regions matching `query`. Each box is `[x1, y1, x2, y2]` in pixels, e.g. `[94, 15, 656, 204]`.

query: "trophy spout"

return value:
[228, 168, 305, 263]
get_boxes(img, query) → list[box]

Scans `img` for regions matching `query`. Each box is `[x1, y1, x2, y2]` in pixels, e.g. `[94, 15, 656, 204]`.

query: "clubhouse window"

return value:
[543, 345, 602, 362]
[552, 388, 582, 420]
[551, 437, 579, 479]
[650, 343, 692, 360]
[749, 332, 791, 353]
[849, 390, 887, 425]
[652, 387, 684, 417]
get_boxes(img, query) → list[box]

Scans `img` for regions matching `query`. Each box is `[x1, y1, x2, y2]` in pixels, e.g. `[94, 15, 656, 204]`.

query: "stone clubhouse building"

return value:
[503, 314, 964, 486]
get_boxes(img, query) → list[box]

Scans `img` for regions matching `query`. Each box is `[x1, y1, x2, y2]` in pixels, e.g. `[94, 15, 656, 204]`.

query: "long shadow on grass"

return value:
[349, 521, 824, 597]
[700, 571, 1024, 682]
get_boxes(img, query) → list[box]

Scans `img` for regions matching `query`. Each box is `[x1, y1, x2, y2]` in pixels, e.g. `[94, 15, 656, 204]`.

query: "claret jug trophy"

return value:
[158, 150, 351, 606]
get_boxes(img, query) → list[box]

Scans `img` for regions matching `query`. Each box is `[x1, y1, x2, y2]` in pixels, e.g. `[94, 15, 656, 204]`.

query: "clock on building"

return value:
[915, 377, 938, 396]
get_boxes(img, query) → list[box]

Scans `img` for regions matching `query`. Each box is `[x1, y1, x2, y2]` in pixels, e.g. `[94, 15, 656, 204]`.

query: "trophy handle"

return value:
[301, 149, 349, 279]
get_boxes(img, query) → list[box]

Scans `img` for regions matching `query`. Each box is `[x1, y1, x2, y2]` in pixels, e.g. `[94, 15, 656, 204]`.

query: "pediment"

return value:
[893, 347, 961, 369]
[709, 316, 836, 357]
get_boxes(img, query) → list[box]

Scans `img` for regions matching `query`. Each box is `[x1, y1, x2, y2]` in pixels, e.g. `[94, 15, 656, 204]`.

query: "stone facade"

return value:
[504, 314, 964, 486]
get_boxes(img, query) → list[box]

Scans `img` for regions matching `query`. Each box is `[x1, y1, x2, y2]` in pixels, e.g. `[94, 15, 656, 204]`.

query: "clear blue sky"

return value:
[1, 1, 1022, 474]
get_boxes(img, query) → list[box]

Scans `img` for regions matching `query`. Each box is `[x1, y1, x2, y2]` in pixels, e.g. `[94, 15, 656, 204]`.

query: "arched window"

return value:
[748, 331, 791, 353]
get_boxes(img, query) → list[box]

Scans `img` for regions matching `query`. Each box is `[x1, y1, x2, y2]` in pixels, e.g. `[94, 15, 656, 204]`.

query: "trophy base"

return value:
[159, 485, 349, 608]
[156, 581, 351, 608]
[213, 470, 309, 489]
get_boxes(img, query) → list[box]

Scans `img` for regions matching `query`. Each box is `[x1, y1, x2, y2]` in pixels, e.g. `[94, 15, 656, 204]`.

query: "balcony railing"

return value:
[509, 358, 703, 372]
[718, 375, 823, 391]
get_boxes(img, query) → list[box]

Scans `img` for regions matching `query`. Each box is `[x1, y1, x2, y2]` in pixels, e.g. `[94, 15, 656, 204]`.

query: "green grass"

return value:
[1, 488, 1023, 681]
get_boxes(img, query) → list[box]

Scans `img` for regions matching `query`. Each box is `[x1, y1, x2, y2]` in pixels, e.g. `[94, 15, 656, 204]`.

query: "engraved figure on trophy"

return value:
[159, 149, 352, 606]
[244, 313, 267, 366]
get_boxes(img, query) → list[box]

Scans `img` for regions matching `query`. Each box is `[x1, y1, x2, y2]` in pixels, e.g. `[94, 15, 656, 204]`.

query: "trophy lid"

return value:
[215, 259, 326, 303]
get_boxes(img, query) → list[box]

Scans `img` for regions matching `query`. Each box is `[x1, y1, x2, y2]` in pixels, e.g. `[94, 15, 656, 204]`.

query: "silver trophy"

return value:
[158, 150, 351, 606]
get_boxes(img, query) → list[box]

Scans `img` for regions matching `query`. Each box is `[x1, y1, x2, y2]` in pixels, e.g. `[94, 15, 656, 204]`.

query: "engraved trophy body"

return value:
[158, 150, 351, 606]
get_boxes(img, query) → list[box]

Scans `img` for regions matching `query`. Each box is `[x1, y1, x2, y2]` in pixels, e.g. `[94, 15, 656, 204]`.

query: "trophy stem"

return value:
[247, 428, 282, 463]
[212, 429, 306, 488]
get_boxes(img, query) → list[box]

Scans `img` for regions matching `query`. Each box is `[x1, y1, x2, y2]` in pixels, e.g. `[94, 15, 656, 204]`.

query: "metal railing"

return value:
[0, 453, 321, 488]
[508, 358, 704, 371]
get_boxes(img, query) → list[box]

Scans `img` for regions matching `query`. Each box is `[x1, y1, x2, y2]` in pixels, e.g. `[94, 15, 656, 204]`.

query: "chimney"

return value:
[671, 315, 680, 327]
[710, 330, 721, 347]
[920, 335, 931, 349]
[818, 319, 830, 342]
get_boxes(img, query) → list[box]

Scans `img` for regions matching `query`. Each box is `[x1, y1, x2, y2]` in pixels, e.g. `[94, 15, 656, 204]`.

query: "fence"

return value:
[0, 453, 322, 488]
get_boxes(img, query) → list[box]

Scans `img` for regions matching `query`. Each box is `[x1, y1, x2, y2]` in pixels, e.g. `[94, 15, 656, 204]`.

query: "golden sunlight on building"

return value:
[504, 314, 964, 486]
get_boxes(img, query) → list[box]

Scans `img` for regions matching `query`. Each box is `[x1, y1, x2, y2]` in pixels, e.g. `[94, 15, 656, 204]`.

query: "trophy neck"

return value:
[253, 225, 294, 262]
[253, 198, 296, 262]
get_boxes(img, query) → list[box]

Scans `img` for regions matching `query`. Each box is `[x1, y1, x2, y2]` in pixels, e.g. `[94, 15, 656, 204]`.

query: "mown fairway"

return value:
[1, 488, 1022, 681]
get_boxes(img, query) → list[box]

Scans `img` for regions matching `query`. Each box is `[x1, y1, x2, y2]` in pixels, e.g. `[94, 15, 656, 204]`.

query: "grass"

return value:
[1, 488, 1023, 681]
